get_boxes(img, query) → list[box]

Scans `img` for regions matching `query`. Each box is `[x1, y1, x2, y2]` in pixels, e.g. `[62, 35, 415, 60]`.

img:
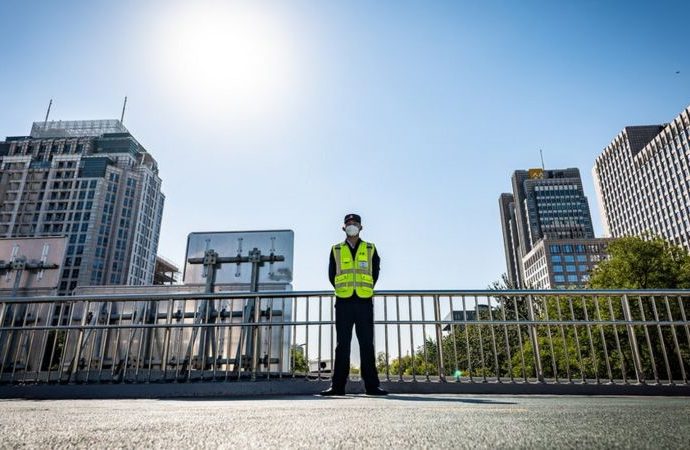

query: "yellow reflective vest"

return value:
[332, 240, 376, 298]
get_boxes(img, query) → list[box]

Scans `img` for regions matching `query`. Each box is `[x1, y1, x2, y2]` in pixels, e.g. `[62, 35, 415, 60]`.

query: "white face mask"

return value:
[345, 224, 360, 237]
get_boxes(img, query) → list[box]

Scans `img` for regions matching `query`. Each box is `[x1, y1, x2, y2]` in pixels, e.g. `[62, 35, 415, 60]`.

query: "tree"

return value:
[588, 236, 690, 289]
[488, 272, 533, 320]
[587, 236, 690, 382]
[376, 249, 690, 383]
[376, 344, 441, 379]
[377, 275, 535, 381]
[290, 346, 309, 373]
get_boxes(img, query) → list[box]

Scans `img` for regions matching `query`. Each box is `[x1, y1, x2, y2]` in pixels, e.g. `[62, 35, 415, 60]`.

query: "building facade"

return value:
[593, 105, 690, 251]
[0, 120, 164, 293]
[153, 255, 180, 285]
[442, 305, 490, 331]
[522, 237, 610, 289]
[499, 193, 521, 287]
[499, 168, 596, 287]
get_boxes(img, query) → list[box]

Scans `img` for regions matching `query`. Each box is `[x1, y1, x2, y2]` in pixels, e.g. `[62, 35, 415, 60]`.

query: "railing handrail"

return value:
[2, 289, 690, 304]
[2, 319, 688, 333]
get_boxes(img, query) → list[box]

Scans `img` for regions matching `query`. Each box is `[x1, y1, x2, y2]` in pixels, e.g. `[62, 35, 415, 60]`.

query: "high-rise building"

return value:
[499, 168, 596, 287]
[521, 237, 610, 289]
[0, 119, 164, 293]
[593, 105, 690, 251]
[499, 193, 521, 286]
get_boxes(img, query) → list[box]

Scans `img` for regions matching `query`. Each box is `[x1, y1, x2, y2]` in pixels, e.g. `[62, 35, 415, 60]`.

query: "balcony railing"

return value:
[1, 290, 688, 387]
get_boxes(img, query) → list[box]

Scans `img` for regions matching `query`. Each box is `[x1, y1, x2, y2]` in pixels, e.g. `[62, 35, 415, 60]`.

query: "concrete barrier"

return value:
[2, 379, 689, 399]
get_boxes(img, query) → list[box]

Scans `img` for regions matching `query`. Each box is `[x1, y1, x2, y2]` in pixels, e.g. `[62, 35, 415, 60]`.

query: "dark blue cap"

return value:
[344, 213, 361, 224]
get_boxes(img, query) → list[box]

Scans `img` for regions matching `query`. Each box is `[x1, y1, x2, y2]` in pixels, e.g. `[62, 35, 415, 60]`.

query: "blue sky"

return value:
[1, 0, 689, 290]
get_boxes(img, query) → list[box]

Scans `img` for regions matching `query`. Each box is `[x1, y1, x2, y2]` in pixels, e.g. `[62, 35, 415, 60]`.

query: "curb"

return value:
[2, 379, 689, 399]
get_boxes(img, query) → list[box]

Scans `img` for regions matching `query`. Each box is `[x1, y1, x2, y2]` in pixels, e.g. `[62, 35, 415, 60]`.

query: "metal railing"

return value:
[1, 290, 689, 386]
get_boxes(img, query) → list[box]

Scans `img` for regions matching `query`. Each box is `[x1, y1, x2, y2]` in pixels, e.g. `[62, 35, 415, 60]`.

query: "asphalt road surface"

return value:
[1, 395, 689, 449]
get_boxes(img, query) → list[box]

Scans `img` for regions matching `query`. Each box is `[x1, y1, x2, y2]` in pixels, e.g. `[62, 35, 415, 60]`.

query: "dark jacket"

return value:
[328, 239, 380, 302]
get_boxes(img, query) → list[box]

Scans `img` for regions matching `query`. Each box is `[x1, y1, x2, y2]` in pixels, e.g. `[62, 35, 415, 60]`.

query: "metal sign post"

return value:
[185, 247, 285, 379]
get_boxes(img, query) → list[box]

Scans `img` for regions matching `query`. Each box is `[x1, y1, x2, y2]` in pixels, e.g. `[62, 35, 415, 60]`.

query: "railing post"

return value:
[70, 301, 89, 384]
[433, 295, 446, 382]
[527, 295, 544, 382]
[161, 298, 173, 380]
[621, 294, 644, 384]
[251, 296, 261, 380]
[0, 301, 8, 374]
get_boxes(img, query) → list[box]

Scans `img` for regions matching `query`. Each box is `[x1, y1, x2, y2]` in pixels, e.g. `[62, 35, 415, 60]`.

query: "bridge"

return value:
[1, 289, 689, 446]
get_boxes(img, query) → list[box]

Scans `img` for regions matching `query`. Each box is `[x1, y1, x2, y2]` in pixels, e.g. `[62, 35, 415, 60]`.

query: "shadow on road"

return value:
[171, 395, 355, 402]
[171, 394, 516, 404]
[383, 395, 517, 405]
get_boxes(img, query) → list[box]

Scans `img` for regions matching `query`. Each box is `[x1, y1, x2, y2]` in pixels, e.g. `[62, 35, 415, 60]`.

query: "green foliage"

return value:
[290, 346, 309, 373]
[585, 236, 690, 381]
[376, 347, 437, 377]
[487, 272, 529, 320]
[377, 276, 690, 382]
[378, 301, 528, 380]
[377, 250, 690, 383]
[589, 236, 690, 289]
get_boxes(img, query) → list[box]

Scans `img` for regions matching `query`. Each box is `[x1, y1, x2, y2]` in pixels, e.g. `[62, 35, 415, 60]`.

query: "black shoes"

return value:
[320, 387, 345, 396]
[320, 387, 388, 396]
[365, 387, 388, 396]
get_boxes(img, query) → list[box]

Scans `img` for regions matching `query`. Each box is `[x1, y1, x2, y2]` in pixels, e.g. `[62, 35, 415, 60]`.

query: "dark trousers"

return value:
[331, 300, 380, 391]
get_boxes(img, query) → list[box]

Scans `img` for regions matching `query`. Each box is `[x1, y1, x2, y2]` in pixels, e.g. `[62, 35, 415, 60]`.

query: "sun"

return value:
[154, 3, 296, 119]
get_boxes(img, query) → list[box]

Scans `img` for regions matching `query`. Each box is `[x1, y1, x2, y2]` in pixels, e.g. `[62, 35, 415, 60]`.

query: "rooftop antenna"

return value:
[120, 96, 127, 124]
[43, 99, 53, 126]
[539, 148, 545, 170]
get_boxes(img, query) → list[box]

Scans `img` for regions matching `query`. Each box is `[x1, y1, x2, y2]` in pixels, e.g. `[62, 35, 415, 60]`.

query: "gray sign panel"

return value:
[183, 230, 294, 285]
[0, 237, 66, 293]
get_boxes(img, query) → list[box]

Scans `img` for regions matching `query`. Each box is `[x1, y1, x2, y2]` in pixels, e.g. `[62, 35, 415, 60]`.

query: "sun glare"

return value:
[155, 4, 296, 119]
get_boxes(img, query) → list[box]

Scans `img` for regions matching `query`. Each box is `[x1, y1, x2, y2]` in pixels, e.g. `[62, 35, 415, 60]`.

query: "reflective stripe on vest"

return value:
[332, 240, 375, 298]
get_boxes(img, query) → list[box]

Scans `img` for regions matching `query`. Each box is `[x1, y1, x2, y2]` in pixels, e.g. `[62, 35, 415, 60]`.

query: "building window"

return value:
[567, 275, 578, 282]
[566, 265, 576, 272]
[549, 245, 561, 253]
[551, 255, 561, 263]
[554, 275, 565, 282]
[553, 265, 563, 273]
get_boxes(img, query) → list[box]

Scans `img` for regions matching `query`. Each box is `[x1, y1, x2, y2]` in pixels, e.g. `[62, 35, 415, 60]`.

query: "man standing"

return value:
[320, 213, 388, 396]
